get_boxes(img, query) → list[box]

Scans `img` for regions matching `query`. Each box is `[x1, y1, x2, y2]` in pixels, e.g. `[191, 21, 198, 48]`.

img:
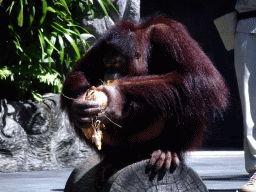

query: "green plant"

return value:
[0, 0, 116, 101]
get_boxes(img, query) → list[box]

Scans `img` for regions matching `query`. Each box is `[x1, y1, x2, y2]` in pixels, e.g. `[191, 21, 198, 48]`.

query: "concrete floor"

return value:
[0, 151, 248, 192]
[187, 151, 247, 192]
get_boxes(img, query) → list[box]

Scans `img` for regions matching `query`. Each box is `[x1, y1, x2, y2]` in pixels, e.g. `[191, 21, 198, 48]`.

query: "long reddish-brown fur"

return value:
[61, 16, 228, 188]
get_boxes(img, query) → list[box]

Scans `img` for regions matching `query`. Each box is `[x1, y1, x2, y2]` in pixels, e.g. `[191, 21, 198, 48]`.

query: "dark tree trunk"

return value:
[64, 155, 208, 192]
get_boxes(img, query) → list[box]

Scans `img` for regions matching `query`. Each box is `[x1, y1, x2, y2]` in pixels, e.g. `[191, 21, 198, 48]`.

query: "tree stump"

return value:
[64, 154, 208, 192]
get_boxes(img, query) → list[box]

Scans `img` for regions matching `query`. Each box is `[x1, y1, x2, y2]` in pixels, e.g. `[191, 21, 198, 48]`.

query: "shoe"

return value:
[237, 173, 256, 192]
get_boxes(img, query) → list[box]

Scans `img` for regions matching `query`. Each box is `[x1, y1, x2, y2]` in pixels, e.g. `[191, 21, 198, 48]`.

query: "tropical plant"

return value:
[0, 0, 116, 101]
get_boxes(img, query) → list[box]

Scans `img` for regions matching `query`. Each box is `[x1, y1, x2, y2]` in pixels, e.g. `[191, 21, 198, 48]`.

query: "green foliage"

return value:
[0, 0, 116, 101]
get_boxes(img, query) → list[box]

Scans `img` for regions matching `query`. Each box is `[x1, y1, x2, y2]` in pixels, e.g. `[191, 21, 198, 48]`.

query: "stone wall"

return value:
[0, 94, 94, 173]
[0, 0, 141, 173]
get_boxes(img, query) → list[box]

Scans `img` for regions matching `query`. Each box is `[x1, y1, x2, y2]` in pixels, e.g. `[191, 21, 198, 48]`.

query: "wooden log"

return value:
[64, 154, 208, 192]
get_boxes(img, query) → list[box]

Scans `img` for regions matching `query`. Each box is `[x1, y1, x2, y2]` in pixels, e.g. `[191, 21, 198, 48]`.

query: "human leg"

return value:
[235, 32, 256, 192]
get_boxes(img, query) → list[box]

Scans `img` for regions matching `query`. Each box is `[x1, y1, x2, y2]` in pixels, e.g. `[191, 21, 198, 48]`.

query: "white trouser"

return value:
[235, 32, 256, 173]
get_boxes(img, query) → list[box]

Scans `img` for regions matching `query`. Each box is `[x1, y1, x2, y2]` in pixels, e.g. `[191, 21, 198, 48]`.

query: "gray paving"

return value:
[0, 151, 248, 192]
[187, 151, 248, 192]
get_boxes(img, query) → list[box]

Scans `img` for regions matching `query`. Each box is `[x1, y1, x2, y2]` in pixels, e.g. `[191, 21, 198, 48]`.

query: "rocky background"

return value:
[0, 94, 95, 173]
[0, 0, 140, 173]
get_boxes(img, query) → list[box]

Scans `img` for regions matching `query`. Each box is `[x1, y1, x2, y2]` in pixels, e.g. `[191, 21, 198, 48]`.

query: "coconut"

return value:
[82, 88, 108, 150]
[85, 89, 108, 108]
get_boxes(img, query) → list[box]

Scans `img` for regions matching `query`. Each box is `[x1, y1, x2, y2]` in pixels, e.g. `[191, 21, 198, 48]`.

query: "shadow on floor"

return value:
[209, 190, 237, 192]
[202, 174, 248, 181]
[204, 175, 247, 192]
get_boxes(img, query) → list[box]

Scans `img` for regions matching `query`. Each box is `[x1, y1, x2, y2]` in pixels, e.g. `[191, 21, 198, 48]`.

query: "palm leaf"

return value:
[105, 0, 118, 13]
[38, 30, 46, 62]
[97, 0, 109, 17]
[18, 0, 24, 26]
[40, 0, 48, 25]
[58, 35, 65, 64]
[64, 33, 80, 59]
[55, 0, 71, 15]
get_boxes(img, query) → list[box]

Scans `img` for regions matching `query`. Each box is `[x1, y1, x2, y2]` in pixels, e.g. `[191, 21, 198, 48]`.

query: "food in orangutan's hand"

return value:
[82, 89, 108, 150]
[85, 89, 108, 108]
